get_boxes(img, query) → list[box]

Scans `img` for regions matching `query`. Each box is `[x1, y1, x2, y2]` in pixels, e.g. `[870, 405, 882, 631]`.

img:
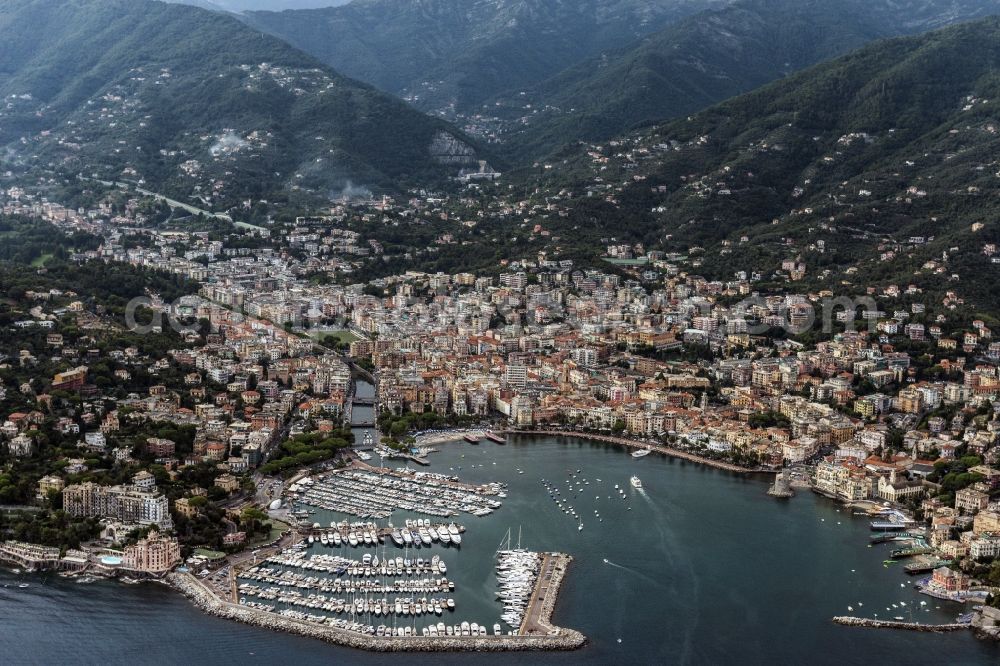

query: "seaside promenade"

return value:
[504, 429, 774, 474]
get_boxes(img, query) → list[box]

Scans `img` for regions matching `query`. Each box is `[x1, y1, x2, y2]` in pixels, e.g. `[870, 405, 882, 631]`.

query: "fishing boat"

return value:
[631, 448, 652, 458]
[630, 476, 643, 489]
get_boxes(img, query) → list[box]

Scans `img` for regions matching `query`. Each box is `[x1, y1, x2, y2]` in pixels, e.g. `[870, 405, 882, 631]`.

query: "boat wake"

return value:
[603, 558, 658, 585]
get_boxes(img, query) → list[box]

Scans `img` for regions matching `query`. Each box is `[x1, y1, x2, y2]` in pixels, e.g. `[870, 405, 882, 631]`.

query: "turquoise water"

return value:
[1, 435, 997, 665]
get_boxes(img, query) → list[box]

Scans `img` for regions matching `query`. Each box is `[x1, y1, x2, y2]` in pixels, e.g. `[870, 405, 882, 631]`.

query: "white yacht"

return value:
[631, 447, 652, 458]
[630, 475, 643, 489]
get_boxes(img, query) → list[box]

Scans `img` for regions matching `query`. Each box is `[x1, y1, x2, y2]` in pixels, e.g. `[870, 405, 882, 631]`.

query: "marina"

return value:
[300, 520, 466, 549]
[228, 522, 572, 643]
[496, 547, 541, 629]
[2, 436, 995, 663]
[290, 464, 505, 520]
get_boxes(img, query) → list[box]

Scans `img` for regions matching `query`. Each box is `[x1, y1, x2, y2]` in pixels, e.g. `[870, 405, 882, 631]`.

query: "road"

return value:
[520, 554, 559, 636]
[78, 175, 267, 232]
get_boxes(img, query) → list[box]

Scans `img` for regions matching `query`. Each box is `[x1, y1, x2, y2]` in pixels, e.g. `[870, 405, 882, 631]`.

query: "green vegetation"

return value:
[0, 0, 482, 204]
[319, 330, 359, 346]
[0, 215, 100, 265]
[258, 428, 353, 476]
[0, 509, 102, 551]
[378, 410, 478, 440]
[243, 0, 717, 113]
[513, 16, 1000, 310]
[504, 0, 1000, 158]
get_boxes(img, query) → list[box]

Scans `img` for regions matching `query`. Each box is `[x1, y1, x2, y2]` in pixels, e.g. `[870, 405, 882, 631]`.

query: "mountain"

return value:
[502, 0, 1000, 158]
[0, 0, 486, 208]
[242, 0, 730, 113]
[164, 0, 228, 12]
[523, 17, 1000, 309]
[170, 0, 351, 11]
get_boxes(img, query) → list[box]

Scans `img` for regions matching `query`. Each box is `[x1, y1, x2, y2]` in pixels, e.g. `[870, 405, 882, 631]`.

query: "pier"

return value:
[170, 561, 586, 652]
[290, 463, 504, 519]
[506, 430, 774, 474]
[520, 553, 573, 637]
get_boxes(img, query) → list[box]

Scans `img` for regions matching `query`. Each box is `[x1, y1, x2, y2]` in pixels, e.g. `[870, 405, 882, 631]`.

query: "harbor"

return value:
[288, 463, 505, 519]
[3, 435, 995, 663]
[171, 569, 586, 652]
[297, 520, 466, 548]
[227, 535, 572, 642]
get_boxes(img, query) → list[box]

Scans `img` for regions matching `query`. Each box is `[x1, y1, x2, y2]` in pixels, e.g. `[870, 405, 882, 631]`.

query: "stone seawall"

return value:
[168, 571, 587, 652]
[538, 554, 571, 629]
[832, 616, 968, 633]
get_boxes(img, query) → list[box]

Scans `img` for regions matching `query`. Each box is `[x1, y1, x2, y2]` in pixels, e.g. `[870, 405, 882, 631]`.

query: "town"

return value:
[1, 165, 1000, 644]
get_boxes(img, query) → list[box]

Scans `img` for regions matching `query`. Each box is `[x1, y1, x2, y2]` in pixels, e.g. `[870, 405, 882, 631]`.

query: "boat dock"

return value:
[171, 570, 586, 651]
[870, 532, 924, 544]
[890, 547, 933, 559]
[905, 558, 954, 574]
[519, 553, 573, 637]
[301, 521, 466, 547]
[289, 463, 505, 520]
[870, 521, 914, 531]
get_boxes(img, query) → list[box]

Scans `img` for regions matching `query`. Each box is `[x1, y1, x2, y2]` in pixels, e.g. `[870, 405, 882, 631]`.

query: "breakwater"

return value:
[506, 430, 771, 475]
[169, 562, 586, 652]
[833, 616, 969, 633]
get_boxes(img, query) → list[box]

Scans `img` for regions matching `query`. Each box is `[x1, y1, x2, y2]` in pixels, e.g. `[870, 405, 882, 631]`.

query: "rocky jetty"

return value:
[767, 469, 795, 498]
[971, 606, 1000, 641]
[168, 571, 586, 652]
[536, 554, 572, 630]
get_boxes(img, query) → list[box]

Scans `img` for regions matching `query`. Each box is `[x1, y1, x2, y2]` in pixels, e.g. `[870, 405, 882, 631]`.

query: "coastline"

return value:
[503, 429, 773, 475]
[168, 556, 587, 653]
[833, 616, 969, 633]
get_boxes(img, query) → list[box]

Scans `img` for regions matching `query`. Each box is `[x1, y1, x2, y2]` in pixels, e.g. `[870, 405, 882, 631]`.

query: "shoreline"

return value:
[168, 555, 587, 653]
[833, 616, 969, 633]
[504, 429, 774, 475]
